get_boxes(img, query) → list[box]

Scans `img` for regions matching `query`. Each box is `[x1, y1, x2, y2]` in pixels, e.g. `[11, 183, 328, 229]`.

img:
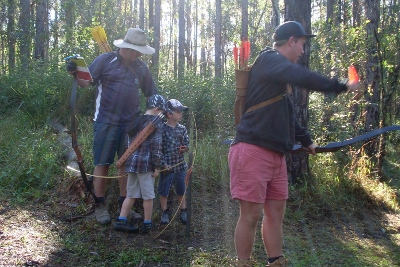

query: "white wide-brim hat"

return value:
[113, 28, 155, 55]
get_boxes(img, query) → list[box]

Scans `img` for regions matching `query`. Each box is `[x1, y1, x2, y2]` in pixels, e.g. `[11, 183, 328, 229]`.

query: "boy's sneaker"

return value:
[95, 202, 111, 225]
[161, 209, 170, 224]
[113, 219, 139, 233]
[180, 209, 188, 225]
[142, 222, 153, 234]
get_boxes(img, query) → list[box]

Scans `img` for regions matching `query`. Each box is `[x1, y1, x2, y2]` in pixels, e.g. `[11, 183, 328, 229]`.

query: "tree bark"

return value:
[284, 0, 312, 184]
[7, 0, 16, 69]
[178, 0, 185, 79]
[34, 0, 48, 61]
[151, 0, 161, 80]
[364, 0, 382, 174]
[19, 0, 31, 69]
[215, 0, 222, 77]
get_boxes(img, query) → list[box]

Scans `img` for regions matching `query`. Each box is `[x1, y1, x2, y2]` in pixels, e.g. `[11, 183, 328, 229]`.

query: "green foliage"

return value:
[158, 73, 235, 135]
[0, 113, 64, 200]
[0, 60, 72, 127]
[191, 134, 230, 189]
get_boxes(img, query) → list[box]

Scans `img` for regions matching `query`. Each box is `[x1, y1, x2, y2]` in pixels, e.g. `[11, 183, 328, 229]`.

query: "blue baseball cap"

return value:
[146, 94, 172, 113]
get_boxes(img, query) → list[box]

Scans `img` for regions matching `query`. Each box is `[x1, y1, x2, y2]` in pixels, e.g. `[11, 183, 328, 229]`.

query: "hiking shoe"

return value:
[161, 209, 170, 224]
[113, 219, 139, 233]
[180, 209, 188, 225]
[95, 202, 111, 225]
[142, 222, 153, 234]
[266, 256, 288, 267]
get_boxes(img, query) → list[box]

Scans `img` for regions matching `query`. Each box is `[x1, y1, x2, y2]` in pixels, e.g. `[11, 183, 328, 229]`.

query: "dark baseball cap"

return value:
[146, 94, 172, 113]
[273, 21, 316, 41]
[167, 99, 189, 112]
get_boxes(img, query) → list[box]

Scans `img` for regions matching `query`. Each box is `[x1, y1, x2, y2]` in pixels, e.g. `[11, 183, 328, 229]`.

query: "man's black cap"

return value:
[273, 21, 316, 41]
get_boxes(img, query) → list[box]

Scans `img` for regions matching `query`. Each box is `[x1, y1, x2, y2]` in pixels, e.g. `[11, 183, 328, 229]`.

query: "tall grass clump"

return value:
[192, 134, 230, 191]
[158, 73, 236, 135]
[0, 60, 90, 128]
[0, 113, 65, 202]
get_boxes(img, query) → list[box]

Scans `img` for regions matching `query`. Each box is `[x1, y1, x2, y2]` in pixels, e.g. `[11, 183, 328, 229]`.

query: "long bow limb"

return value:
[70, 74, 99, 203]
[291, 125, 400, 154]
[221, 125, 400, 153]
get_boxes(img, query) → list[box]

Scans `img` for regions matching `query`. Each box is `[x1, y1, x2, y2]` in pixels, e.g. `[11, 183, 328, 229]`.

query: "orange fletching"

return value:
[233, 44, 238, 68]
[243, 40, 250, 60]
[348, 65, 359, 84]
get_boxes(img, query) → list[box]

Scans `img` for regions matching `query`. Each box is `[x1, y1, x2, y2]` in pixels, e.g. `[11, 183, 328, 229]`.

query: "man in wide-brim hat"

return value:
[68, 27, 158, 226]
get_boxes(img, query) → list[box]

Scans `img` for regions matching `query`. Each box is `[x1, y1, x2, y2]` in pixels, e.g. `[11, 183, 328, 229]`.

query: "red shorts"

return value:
[228, 142, 288, 203]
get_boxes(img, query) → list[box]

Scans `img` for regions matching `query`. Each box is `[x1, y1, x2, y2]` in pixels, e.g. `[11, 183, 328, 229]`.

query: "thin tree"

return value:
[34, 0, 48, 60]
[19, 0, 31, 69]
[284, 0, 313, 184]
[151, 0, 161, 80]
[7, 0, 16, 69]
[178, 0, 185, 78]
[215, 0, 222, 77]
[241, 0, 248, 41]
[363, 0, 382, 172]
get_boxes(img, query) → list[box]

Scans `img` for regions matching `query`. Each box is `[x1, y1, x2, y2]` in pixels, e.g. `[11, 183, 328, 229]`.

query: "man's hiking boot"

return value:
[266, 256, 287, 267]
[161, 209, 170, 224]
[235, 258, 252, 267]
[113, 219, 139, 233]
[95, 202, 111, 225]
[142, 222, 153, 234]
[180, 208, 188, 225]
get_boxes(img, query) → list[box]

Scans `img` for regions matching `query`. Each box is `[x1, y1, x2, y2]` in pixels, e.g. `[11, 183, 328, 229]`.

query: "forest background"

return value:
[0, 0, 400, 266]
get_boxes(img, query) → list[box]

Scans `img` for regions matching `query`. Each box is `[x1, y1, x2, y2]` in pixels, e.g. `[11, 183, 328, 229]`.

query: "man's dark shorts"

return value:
[93, 122, 128, 166]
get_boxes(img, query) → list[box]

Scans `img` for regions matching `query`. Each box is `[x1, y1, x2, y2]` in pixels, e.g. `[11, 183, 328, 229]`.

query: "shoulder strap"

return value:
[246, 85, 292, 114]
[115, 50, 143, 88]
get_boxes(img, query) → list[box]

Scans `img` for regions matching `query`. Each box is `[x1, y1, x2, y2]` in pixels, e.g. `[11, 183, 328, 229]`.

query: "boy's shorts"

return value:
[127, 172, 155, 200]
[228, 142, 288, 203]
[158, 171, 186, 197]
[93, 122, 128, 165]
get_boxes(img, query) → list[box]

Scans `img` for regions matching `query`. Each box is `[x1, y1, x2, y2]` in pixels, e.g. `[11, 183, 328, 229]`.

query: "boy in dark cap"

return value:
[158, 99, 190, 225]
[114, 94, 171, 234]
[229, 21, 360, 267]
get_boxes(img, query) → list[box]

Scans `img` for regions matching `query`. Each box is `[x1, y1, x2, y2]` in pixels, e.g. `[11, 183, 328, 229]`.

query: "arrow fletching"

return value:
[91, 26, 112, 53]
[348, 64, 359, 84]
[233, 44, 238, 69]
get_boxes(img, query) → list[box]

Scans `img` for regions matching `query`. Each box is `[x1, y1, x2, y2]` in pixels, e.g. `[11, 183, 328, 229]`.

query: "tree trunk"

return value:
[178, 0, 185, 79]
[186, 0, 192, 70]
[34, 0, 48, 61]
[241, 0, 248, 40]
[215, 0, 222, 77]
[352, 0, 361, 26]
[7, 0, 16, 69]
[284, 0, 312, 184]
[139, 0, 145, 29]
[151, 0, 161, 80]
[19, 0, 31, 69]
[193, 0, 198, 73]
[271, 0, 280, 28]
[364, 0, 382, 175]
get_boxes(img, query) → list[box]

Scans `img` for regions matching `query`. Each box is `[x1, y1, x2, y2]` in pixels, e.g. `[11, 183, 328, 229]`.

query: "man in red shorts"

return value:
[229, 21, 360, 267]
